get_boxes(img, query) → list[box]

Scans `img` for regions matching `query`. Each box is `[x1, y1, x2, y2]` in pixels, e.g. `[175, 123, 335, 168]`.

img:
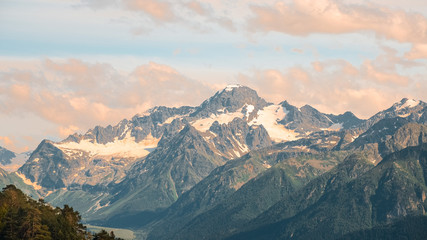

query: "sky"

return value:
[1, 0, 427, 153]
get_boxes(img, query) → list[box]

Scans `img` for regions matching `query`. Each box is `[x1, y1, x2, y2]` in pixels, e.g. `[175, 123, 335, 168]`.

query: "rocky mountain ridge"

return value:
[2, 85, 425, 239]
[0, 146, 31, 172]
[19, 85, 366, 195]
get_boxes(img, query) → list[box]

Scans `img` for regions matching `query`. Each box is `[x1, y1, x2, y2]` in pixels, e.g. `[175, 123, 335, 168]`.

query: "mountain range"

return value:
[1, 85, 426, 239]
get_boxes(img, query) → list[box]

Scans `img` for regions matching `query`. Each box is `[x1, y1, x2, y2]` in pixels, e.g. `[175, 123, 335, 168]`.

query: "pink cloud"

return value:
[249, 0, 427, 41]
[0, 136, 14, 150]
[361, 60, 409, 86]
[405, 44, 427, 59]
[249, 0, 427, 57]
[124, 0, 177, 22]
[58, 125, 80, 138]
[130, 61, 215, 107]
[10, 84, 31, 101]
[185, 1, 208, 16]
[80, 0, 237, 32]
[311, 61, 324, 72]
[0, 59, 216, 143]
[238, 51, 425, 118]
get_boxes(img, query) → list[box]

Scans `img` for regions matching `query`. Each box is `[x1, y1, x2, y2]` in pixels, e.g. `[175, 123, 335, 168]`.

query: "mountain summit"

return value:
[190, 84, 269, 120]
[8, 86, 426, 237]
[365, 98, 426, 128]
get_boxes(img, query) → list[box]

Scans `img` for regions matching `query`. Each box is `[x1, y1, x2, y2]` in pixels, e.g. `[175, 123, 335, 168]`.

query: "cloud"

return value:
[361, 60, 409, 86]
[311, 61, 324, 72]
[75, 0, 427, 50]
[249, 0, 427, 42]
[0, 58, 215, 141]
[130, 61, 214, 106]
[292, 48, 304, 54]
[78, 0, 118, 9]
[185, 1, 208, 16]
[0, 135, 32, 153]
[0, 136, 14, 150]
[78, 0, 239, 32]
[405, 44, 427, 59]
[249, 0, 427, 57]
[59, 125, 80, 138]
[124, 0, 177, 22]
[238, 49, 426, 119]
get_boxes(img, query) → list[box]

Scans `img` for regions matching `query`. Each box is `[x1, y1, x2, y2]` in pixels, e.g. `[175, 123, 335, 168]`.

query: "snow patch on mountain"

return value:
[224, 84, 242, 92]
[398, 113, 411, 118]
[234, 135, 249, 153]
[16, 172, 42, 190]
[191, 111, 245, 132]
[250, 105, 299, 142]
[397, 99, 419, 110]
[158, 115, 186, 126]
[330, 123, 343, 130]
[245, 104, 255, 118]
[54, 132, 159, 158]
[321, 123, 343, 131]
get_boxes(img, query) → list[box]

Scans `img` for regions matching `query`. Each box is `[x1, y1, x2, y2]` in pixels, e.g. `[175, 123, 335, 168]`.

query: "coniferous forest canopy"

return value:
[0, 185, 122, 240]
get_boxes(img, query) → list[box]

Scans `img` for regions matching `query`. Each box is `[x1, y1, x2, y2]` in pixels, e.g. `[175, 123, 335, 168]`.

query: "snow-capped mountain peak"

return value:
[362, 98, 426, 130]
[224, 84, 243, 92]
[190, 85, 269, 119]
[395, 98, 420, 111]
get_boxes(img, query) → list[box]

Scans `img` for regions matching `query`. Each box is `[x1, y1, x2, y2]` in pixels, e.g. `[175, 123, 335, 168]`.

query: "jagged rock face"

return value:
[0, 146, 15, 165]
[88, 122, 273, 222]
[130, 106, 194, 141]
[245, 125, 272, 149]
[293, 104, 332, 130]
[363, 98, 427, 130]
[327, 111, 366, 129]
[19, 140, 69, 190]
[346, 118, 427, 162]
[207, 118, 272, 159]
[190, 85, 269, 120]
[65, 106, 194, 144]
[18, 106, 194, 190]
[349, 118, 411, 149]
[279, 101, 364, 133]
[18, 139, 140, 192]
[277, 130, 343, 152]
[382, 122, 427, 156]
[420, 110, 427, 124]
[87, 125, 228, 221]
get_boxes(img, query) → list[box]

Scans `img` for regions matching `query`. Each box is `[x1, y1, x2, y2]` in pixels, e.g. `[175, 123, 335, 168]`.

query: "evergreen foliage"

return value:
[0, 185, 123, 240]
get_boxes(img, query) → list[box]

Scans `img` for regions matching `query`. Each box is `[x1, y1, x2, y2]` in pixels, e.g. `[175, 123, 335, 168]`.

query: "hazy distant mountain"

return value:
[0, 146, 31, 172]
[0, 146, 15, 165]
